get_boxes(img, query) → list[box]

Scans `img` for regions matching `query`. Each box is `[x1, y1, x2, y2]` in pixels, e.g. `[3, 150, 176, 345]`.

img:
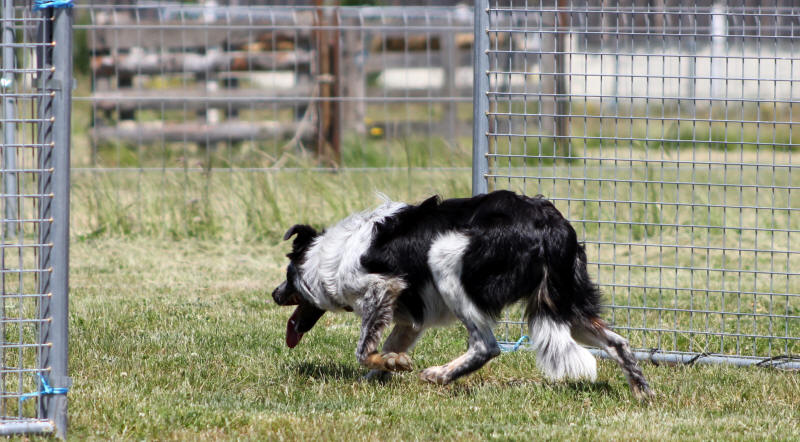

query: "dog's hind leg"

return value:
[364, 323, 421, 381]
[419, 318, 499, 385]
[356, 277, 413, 372]
[571, 318, 654, 400]
[420, 232, 500, 385]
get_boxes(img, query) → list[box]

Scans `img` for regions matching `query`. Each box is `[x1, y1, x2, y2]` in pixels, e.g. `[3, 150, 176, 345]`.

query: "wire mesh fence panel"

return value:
[474, 0, 799, 368]
[73, 2, 476, 171]
[0, 0, 70, 437]
[69, 2, 478, 241]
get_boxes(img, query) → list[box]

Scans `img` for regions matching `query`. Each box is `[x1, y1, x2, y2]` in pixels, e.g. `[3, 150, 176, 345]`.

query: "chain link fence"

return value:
[473, 0, 799, 368]
[0, 0, 71, 437]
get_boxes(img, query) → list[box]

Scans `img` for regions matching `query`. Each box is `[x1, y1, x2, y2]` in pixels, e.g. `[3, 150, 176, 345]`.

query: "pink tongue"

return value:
[286, 307, 304, 348]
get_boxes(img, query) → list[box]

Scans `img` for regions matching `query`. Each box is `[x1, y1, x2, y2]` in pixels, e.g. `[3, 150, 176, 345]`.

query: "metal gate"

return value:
[0, 0, 71, 437]
[472, 0, 799, 369]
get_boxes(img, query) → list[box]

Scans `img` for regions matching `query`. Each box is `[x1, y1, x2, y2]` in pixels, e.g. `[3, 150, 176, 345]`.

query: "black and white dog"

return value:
[272, 190, 652, 399]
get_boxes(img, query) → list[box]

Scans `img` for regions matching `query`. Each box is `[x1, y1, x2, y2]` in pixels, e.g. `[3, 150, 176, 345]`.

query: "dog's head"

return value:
[272, 224, 326, 348]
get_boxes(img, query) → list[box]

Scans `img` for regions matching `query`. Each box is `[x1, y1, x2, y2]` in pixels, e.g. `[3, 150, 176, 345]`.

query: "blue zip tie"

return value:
[33, 0, 73, 11]
[499, 335, 529, 352]
[20, 373, 69, 402]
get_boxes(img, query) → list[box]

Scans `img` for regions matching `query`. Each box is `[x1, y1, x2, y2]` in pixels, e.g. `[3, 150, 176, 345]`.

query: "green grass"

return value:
[71, 168, 472, 241]
[67, 238, 800, 440]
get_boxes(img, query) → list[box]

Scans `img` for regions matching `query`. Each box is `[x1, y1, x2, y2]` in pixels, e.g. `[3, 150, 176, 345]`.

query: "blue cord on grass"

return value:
[20, 373, 69, 402]
[499, 335, 529, 352]
[33, 0, 73, 11]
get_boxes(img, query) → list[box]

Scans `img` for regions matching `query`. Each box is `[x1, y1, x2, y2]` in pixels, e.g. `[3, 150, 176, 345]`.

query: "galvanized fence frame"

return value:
[0, 0, 71, 437]
[473, 0, 799, 369]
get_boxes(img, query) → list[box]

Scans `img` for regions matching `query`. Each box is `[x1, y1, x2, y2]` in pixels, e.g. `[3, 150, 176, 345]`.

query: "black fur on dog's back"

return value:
[360, 190, 602, 326]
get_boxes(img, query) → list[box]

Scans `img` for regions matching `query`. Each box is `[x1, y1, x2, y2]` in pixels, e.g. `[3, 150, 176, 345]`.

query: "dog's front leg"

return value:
[364, 323, 421, 381]
[355, 277, 411, 372]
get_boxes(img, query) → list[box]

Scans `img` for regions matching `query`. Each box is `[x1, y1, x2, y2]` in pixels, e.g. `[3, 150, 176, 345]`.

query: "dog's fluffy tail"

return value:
[528, 314, 596, 381]
[526, 246, 600, 381]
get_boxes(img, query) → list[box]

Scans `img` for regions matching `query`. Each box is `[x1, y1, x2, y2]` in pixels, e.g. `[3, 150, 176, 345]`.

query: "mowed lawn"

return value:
[69, 237, 799, 440]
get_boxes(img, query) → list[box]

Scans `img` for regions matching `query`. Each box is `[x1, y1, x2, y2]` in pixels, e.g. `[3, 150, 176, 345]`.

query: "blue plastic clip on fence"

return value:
[33, 0, 73, 11]
[499, 335, 529, 352]
[20, 373, 69, 402]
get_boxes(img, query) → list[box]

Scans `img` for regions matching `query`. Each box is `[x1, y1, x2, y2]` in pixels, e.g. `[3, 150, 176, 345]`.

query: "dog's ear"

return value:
[283, 224, 318, 242]
[284, 224, 319, 260]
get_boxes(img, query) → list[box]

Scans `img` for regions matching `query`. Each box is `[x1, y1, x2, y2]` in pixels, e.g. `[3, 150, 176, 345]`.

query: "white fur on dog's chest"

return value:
[298, 201, 408, 311]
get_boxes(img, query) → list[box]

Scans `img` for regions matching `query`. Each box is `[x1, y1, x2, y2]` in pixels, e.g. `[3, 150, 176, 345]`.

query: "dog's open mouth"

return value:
[285, 302, 325, 348]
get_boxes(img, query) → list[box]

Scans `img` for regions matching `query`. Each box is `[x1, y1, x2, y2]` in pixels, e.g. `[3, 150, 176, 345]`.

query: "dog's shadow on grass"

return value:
[449, 377, 616, 397]
[293, 361, 363, 382]
[557, 380, 615, 394]
[291, 362, 619, 396]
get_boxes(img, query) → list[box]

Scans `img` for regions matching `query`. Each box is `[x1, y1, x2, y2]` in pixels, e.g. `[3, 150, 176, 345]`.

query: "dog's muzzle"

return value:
[272, 281, 300, 306]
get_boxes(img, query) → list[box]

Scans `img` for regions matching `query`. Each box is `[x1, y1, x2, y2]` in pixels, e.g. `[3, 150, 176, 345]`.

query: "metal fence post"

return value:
[471, 0, 489, 196]
[2, 0, 17, 236]
[36, 5, 72, 439]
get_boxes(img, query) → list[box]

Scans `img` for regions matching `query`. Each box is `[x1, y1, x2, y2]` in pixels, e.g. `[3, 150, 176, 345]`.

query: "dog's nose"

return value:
[272, 281, 288, 304]
[272, 281, 301, 305]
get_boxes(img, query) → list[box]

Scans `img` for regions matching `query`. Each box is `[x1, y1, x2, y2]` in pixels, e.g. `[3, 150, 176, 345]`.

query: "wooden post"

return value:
[117, 72, 134, 120]
[314, 0, 341, 165]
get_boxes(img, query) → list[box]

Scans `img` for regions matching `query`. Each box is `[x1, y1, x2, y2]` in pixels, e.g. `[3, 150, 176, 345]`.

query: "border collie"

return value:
[272, 190, 652, 399]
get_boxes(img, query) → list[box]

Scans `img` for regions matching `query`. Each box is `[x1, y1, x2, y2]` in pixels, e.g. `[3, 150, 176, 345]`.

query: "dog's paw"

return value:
[419, 365, 453, 385]
[631, 382, 655, 402]
[364, 352, 413, 372]
[387, 352, 413, 371]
